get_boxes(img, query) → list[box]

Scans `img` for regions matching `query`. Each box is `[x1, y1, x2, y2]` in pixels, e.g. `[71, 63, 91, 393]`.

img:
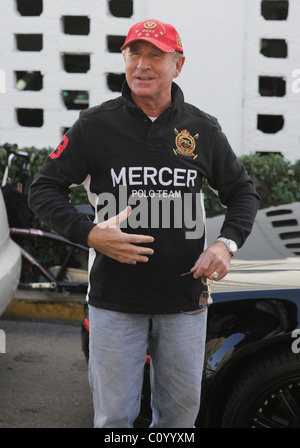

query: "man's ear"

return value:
[174, 55, 185, 78]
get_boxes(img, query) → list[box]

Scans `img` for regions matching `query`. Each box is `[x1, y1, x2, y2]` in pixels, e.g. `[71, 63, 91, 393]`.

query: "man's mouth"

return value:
[136, 76, 153, 81]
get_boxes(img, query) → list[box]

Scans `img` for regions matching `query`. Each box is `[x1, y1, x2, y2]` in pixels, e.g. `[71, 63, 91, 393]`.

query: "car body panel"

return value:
[212, 258, 300, 291]
[0, 190, 21, 316]
[205, 258, 300, 374]
[205, 292, 299, 373]
[198, 291, 300, 426]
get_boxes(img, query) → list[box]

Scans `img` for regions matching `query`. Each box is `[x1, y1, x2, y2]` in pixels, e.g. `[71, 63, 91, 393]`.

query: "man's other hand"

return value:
[87, 206, 154, 264]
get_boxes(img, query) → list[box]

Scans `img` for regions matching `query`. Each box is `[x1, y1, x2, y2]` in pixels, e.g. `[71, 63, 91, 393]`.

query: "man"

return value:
[29, 19, 259, 428]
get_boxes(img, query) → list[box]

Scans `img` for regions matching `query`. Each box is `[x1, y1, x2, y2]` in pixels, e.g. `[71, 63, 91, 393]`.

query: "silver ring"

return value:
[212, 271, 219, 279]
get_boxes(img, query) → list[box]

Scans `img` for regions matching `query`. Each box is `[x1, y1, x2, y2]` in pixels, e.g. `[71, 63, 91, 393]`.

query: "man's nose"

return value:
[137, 54, 151, 69]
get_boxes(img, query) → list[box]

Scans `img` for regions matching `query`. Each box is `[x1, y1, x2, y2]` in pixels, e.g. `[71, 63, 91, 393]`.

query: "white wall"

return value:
[0, 0, 247, 155]
[243, 0, 300, 162]
[0, 0, 299, 162]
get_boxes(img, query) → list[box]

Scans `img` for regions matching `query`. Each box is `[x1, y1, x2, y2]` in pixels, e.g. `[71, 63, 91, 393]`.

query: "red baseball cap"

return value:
[121, 19, 183, 54]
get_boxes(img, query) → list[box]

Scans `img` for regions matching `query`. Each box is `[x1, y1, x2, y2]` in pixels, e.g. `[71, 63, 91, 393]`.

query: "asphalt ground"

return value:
[0, 318, 94, 428]
[0, 290, 93, 428]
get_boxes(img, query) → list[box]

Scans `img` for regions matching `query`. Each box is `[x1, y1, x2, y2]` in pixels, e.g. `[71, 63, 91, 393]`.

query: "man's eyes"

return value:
[129, 50, 140, 56]
[129, 50, 164, 58]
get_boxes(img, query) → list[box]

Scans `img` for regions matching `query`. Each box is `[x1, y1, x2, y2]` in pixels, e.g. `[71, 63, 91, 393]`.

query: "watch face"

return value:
[217, 237, 237, 254]
[228, 240, 237, 253]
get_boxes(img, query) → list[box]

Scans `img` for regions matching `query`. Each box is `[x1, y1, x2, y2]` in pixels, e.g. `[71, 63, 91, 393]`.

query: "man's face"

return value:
[123, 41, 184, 106]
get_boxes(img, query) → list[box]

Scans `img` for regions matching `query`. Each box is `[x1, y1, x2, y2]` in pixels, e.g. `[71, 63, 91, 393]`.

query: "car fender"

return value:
[199, 290, 300, 427]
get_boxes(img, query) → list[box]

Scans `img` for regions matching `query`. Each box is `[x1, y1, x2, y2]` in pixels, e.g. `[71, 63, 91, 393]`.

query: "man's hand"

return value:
[189, 241, 232, 281]
[87, 206, 154, 264]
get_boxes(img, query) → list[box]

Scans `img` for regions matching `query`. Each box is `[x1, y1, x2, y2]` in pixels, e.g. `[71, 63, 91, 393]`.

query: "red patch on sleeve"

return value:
[49, 135, 69, 159]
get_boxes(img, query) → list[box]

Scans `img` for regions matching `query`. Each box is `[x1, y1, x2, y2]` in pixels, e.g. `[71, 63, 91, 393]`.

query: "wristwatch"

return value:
[216, 237, 238, 256]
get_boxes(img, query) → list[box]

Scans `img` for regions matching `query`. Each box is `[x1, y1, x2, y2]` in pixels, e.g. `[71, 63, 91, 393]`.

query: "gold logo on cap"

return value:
[144, 21, 157, 30]
[173, 129, 199, 159]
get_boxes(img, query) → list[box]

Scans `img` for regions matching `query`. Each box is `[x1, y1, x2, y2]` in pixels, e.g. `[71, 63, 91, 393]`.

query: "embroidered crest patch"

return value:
[173, 129, 198, 159]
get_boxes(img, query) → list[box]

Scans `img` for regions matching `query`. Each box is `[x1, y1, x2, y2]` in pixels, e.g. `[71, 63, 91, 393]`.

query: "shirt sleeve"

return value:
[206, 125, 260, 248]
[28, 116, 96, 246]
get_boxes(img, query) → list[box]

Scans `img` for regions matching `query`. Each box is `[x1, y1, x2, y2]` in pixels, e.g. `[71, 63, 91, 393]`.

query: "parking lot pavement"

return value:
[0, 317, 94, 428]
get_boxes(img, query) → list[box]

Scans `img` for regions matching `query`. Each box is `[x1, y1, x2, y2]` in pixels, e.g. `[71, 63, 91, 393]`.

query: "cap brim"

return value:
[121, 37, 176, 53]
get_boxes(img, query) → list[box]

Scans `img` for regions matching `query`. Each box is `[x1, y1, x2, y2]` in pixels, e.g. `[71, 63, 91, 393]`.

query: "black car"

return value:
[81, 258, 300, 428]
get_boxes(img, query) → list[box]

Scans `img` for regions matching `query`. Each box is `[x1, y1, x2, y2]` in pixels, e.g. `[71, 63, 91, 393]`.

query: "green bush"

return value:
[239, 153, 300, 209]
[202, 153, 300, 217]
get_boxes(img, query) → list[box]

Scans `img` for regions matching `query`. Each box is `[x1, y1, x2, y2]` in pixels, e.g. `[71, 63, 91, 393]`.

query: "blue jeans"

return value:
[88, 305, 207, 428]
